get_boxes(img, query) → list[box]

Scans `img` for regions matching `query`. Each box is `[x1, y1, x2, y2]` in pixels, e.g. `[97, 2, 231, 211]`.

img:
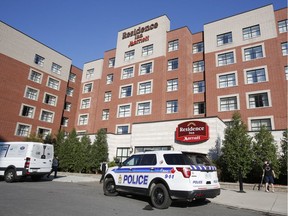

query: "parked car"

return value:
[103, 150, 220, 209]
[0, 142, 54, 182]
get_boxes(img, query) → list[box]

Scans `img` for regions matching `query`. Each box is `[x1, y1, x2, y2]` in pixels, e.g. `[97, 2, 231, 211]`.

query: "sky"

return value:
[0, 0, 286, 68]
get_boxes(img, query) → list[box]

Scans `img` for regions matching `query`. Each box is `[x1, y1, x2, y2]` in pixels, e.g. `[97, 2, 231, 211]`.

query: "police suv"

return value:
[103, 150, 220, 209]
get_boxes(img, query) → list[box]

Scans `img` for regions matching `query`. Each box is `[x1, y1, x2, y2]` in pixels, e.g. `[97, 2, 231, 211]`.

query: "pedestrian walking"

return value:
[99, 162, 108, 183]
[262, 160, 275, 192]
[48, 157, 59, 178]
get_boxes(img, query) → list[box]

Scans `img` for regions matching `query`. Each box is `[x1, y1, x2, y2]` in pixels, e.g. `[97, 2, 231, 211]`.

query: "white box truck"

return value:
[0, 142, 54, 182]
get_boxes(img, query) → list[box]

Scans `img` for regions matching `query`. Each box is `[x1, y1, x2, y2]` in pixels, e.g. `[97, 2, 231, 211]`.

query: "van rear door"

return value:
[29, 144, 53, 174]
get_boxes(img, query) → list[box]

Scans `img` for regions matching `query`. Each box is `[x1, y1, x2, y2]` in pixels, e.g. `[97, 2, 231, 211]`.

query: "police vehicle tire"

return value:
[150, 183, 172, 209]
[103, 178, 118, 196]
[4, 169, 16, 183]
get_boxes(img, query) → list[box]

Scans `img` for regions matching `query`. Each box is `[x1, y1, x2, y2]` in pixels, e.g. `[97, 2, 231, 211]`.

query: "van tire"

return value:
[4, 169, 16, 183]
[103, 178, 118, 196]
[150, 183, 172, 209]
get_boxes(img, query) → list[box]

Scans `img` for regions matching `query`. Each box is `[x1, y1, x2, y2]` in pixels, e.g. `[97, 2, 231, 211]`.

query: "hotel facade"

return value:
[0, 5, 287, 161]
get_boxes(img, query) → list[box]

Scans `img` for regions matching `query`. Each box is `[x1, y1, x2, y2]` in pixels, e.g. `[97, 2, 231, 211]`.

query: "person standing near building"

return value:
[262, 160, 275, 192]
[48, 157, 59, 178]
[99, 162, 108, 183]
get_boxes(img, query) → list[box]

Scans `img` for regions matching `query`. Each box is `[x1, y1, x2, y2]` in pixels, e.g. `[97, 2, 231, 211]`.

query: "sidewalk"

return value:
[51, 172, 287, 215]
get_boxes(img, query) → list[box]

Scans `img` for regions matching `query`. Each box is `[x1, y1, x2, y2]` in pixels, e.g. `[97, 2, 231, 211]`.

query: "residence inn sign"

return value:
[175, 121, 209, 143]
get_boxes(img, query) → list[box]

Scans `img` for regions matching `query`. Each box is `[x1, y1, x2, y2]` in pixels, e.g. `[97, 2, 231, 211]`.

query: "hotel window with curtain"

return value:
[278, 20, 288, 33]
[166, 100, 178, 114]
[167, 58, 178, 71]
[218, 52, 234, 66]
[167, 79, 178, 92]
[168, 39, 179, 52]
[244, 45, 263, 61]
[124, 50, 135, 61]
[217, 32, 232, 46]
[142, 44, 153, 56]
[219, 96, 238, 111]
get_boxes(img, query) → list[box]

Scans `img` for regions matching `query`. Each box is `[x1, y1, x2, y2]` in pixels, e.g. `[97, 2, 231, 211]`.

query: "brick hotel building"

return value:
[0, 5, 287, 161]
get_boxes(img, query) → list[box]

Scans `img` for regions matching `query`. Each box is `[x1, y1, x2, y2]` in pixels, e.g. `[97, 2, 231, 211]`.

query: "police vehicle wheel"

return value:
[4, 169, 16, 183]
[103, 178, 118, 196]
[151, 183, 172, 209]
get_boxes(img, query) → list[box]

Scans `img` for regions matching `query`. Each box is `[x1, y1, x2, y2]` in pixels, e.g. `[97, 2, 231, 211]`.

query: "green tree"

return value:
[25, 132, 43, 142]
[250, 125, 278, 182]
[73, 135, 91, 173]
[90, 129, 109, 173]
[221, 112, 253, 191]
[279, 130, 287, 184]
[54, 130, 65, 157]
[58, 129, 80, 172]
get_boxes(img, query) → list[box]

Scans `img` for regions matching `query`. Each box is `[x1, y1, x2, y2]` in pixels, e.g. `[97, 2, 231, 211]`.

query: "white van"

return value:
[0, 142, 54, 182]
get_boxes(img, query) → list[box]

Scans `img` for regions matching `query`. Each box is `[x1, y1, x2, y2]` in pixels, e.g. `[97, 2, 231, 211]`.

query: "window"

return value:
[51, 63, 62, 74]
[86, 69, 94, 79]
[193, 81, 205, 93]
[138, 81, 152, 94]
[219, 96, 238, 111]
[43, 93, 57, 106]
[278, 20, 288, 33]
[168, 40, 179, 52]
[37, 128, 51, 139]
[116, 147, 130, 163]
[64, 102, 71, 111]
[168, 58, 178, 71]
[81, 98, 91, 109]
[79, 114, 88, 125]
[194, 102, 205, 115]
[16, 123, 31, 137]
[106, 74, 113, 84]
[218, 52, 234, 66]
[251, 118, 272, 131]
[34, 54, 44, 66]
[20, 105, 34, 118]
[61, 118, 69, 127]
[137, 101, 151, 116]
[66, 87, 74, 96]
[102, 109, 109, 120]
[243, 25, 261, 40]
[47, 77, 60, 90]
[108, 57, 115, 67]
[192, 42, 204, 53]
[167, 79, 178, 92]
[69, 73, 76, 82]
[193, 60, 204, 72]
[29, 70, 42, 83]
[281, 42, 288, 56]
[83, 83, 93, 93]
[217, 32, 232, 46]
[117, 125, 129, 134]
[40, 110, 54, 123]
[122, 67, 134, 79]
[166, 100, 178, 114]
[25, 87, 39, 100]
[285, 66, 288, 80]
[118, 104, 131, 118]
[142, 44, 153, 56]
[248, 92, 269, 108]
[104, 91, 112, 102]
[244, 45, 263, 61]
[140, 62, 152, 75]
[124, 50, 135, 61]
[218, 73, 236, 88]
[120, 85, 132, 98]
[246, 68, 266, 84]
